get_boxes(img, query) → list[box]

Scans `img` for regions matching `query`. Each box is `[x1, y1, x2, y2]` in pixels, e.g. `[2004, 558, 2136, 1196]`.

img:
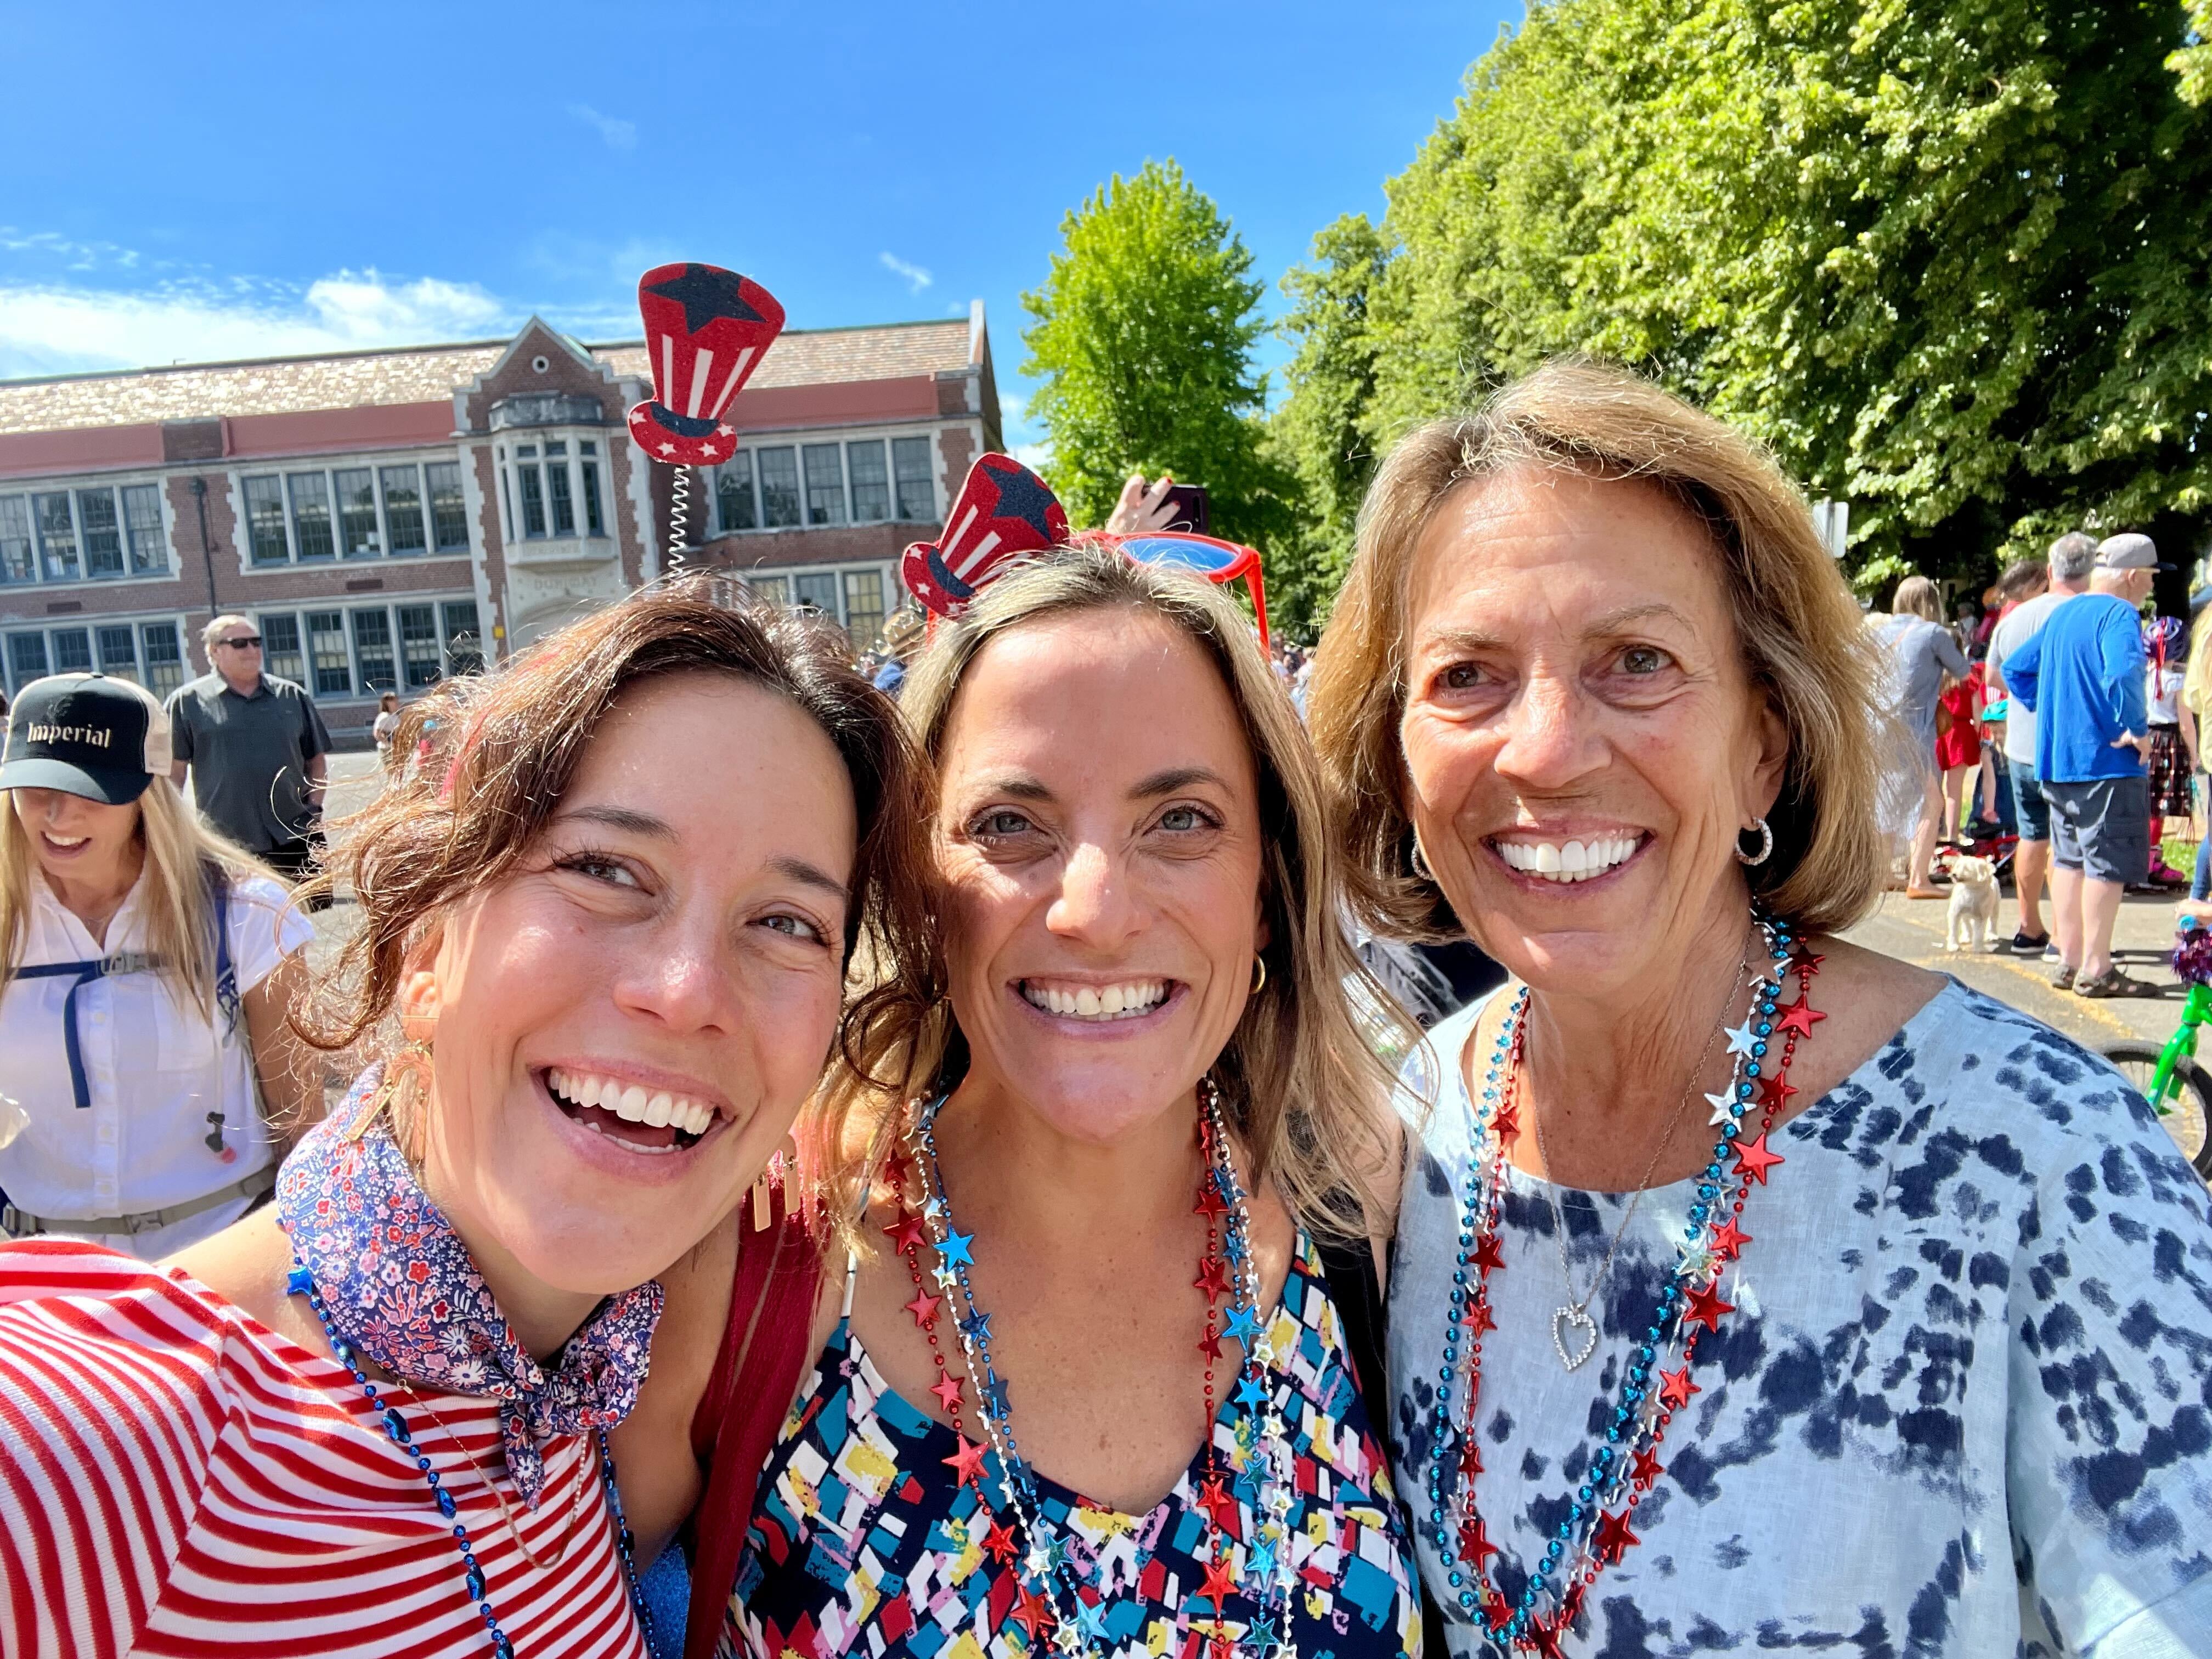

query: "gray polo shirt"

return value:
[165, 672, 332, 851]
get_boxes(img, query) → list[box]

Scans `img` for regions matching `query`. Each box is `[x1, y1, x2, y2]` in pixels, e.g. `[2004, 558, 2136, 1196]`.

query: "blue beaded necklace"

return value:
[901, 1084, 1300, 1658]
[1424, 913, 1809, 1653]
[286, 1259, 653, 1658]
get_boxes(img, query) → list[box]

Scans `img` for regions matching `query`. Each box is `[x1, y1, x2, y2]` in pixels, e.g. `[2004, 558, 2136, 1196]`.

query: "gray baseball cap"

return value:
[2096, 532, 2170, 571]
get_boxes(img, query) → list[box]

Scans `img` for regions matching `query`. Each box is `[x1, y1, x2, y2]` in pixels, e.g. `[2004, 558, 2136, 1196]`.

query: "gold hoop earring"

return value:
[1251, 955, 1268, 996]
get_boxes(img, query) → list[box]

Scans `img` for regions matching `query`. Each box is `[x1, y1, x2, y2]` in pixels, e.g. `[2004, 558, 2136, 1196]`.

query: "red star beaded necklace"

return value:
[1424, 913, 1825, 1654]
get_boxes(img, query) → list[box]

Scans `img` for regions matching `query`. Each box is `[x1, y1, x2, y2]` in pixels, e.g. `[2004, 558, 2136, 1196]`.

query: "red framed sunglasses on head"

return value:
[1090, 531, 1269, 652]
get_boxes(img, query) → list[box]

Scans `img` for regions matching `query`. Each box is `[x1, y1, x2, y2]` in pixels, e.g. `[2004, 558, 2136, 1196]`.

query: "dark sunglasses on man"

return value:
[217, 635, 263, 650]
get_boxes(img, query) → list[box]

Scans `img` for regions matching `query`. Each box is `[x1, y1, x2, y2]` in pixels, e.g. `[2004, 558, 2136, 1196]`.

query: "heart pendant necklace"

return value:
[1550, 1305, 1599, 1370]
[1526, 935, 1751, 1372]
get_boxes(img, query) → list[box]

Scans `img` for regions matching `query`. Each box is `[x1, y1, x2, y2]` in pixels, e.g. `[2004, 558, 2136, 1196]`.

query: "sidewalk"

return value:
[1841, 887, 2187, 1053]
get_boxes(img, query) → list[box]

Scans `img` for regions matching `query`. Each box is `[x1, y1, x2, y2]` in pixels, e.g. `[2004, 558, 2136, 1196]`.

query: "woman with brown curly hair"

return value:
[0, 577, 932, 1659]
[1309, 360, 2212, 1654]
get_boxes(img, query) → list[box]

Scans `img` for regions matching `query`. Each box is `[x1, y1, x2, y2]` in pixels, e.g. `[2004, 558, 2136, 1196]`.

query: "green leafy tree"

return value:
[2174, 1, 2211, 101]
[1020, 160, 1296, 569]
[1302, 0, 2212, 588]
[1270, 214, 1390, 630]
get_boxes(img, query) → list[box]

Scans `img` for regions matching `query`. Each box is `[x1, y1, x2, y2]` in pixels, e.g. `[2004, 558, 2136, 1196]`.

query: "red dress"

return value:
[1936, 664, 1982, 771]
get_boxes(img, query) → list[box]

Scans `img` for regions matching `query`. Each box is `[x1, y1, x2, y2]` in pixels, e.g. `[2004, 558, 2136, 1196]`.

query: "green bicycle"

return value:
[2099, 921, 2212, 1179]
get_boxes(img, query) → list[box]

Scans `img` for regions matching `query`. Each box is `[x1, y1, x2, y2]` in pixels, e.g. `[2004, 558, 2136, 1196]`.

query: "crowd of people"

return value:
[0, 360, 2207, 1658]
[1874, 528, 2206, 997]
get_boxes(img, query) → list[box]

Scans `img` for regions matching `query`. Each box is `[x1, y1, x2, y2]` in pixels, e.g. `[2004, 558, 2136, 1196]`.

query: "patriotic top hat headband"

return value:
[901, 454, 1269, 650]
[626, 262, 786, 467]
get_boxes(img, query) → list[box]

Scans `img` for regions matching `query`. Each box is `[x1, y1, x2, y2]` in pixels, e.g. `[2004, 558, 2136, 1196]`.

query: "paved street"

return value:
[1841, 887, 2191, 1054]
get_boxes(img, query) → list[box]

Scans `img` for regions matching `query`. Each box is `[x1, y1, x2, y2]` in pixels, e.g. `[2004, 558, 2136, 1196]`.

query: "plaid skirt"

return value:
[2147, 723, 2193, 816]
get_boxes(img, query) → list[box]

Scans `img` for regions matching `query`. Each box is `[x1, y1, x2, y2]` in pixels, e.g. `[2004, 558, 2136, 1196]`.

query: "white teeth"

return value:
[548, 1070, 719, 1138]
[1020, 979, 1169, 1022]
[1497, 836, 1641, 884]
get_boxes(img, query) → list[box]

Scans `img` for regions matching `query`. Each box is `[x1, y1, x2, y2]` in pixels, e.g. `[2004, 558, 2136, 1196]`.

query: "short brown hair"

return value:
[829, 541, 1408, 1243]
[1310, 359, 1888, 939]
[297, 577, 936, 1087]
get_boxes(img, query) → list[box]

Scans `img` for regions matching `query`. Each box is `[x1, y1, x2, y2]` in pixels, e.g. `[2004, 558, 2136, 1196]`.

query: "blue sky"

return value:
[0, 2, 1516, 449]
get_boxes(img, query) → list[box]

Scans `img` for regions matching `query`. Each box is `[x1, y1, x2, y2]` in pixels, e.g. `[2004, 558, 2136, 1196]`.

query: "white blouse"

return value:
[0, 867, 312, 1256]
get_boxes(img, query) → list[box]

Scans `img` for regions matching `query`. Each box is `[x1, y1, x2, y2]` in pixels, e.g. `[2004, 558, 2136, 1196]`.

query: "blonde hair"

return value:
[2, 772, 281, 1020]
[1891, 575, 1942, 623]
[1310, 358, 1888, 939]
[823, 541, 1409, 1244]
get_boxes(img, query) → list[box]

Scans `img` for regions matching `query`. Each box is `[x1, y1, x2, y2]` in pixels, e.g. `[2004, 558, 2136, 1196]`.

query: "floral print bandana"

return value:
[276, 1067, 664, 1506]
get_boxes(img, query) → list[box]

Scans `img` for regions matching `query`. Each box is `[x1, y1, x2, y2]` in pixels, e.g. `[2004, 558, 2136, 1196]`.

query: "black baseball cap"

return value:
[0, 674, 171, 805]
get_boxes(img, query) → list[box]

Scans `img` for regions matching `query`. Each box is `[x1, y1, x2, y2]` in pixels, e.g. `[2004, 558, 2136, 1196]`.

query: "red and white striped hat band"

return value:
[901, 453, 1071, 618]
[625, 263, 786, 467]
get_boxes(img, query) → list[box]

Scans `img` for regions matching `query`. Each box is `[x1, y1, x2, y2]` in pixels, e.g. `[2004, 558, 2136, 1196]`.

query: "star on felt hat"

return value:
[900, 453, 1070, 618]
[625, 262, 785, 467]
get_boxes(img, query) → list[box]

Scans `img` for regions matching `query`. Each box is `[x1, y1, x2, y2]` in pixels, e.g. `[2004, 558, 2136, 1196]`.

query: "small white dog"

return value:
[1945, 856, 2001, 953]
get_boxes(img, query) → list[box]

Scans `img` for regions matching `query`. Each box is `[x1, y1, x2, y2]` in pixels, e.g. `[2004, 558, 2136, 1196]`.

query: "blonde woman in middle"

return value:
[625, 531, 1429, 1659]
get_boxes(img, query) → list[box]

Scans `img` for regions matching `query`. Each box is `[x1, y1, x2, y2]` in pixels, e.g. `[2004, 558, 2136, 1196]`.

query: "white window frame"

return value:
[740, 561, 896, 634]
[0, 475, 175, 590]
[253, 594, 486, 702]
[708, 424, 940, 537]
[2, 612, 190, 697]
[492, 430, 611, 546]
[235, 449, 472, 571]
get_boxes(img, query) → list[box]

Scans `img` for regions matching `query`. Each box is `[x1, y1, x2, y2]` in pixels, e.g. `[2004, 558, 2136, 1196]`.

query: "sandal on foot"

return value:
[2051, 965, 2077, 991]
[2075, 967, 2162, 999]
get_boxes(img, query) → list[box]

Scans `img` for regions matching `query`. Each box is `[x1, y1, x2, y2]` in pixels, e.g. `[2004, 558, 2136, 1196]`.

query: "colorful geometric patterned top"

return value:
[729, 1233, 1424, 1659]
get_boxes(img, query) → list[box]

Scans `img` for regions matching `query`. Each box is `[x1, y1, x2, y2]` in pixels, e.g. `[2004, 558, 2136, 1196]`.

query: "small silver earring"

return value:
[1736, 817, 1774, 867]
[1410, 837, 1435, 882]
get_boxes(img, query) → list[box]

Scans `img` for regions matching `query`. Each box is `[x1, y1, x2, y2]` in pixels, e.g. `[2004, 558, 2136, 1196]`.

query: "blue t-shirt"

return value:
[2000, 591, 2147, 783]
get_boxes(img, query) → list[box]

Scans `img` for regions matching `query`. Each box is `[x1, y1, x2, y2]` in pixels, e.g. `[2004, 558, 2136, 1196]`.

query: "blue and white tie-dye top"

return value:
[1389, 978, 2212, 1657]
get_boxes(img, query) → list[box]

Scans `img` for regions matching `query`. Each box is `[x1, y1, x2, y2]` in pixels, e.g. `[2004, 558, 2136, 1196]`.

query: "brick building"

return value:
[0, 304, 1000, 736]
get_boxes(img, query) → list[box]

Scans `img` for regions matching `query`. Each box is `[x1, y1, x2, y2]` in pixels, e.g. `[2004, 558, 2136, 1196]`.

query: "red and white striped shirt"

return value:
[0, 1240, 650, 1659]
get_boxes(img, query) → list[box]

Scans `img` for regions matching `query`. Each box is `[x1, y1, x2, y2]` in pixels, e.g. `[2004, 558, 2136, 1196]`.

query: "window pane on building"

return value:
[379, 466, 427, 554]
[748, 573, 789, 607]
[77, 489, 124, 577]
[793, 572, 839, 615]
[802, 444, 847, 526]
[49, 628, 92, 674]
[307, 611, 352, 696]
[121, 484, 166, 574]
[140, 622, 184, 696]
[336, 468, 380, 557]
[580, 454, 604, 536]
[426, 462, 469, 550]
[757, 447, 800, 528]
[893, 436, 935, 521]
[716, 455, 757, 533]
[244, 476, 291, 564]
[546, 459, 575, 536]
[7, 631, 50, 691]
[34, 493, 79, 581]
[398, 604, 442, 689]
[288, 472, 335, 561]
[96, 624, 139, 682]
[516, 461, 546, 538]
[843, 568, 886, 647]
[441, 601, 484, 675]
[351, 607, 396, 694]
[261, 612, 304, 685]
[847, 441, 890, 523]
[0, 496, 32, 583]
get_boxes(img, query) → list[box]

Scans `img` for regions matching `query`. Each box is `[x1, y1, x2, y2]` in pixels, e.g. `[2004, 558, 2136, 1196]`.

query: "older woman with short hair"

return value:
[1311, 361, 2212, 1654]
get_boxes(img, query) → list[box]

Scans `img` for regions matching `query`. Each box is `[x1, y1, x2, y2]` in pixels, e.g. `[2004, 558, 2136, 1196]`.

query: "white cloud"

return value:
[566, 103, 637, 151]
[0, 268, 516, 377]
[1013, 442, 1051, 471]
[879, 251, 933, 294]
